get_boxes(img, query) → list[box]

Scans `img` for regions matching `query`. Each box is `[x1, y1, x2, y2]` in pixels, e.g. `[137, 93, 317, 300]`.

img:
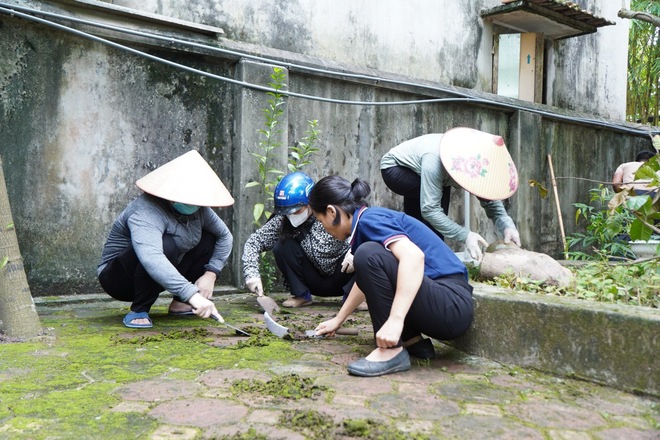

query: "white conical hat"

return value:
[439, 127, 518, 201]
[136, 150, 234, 207]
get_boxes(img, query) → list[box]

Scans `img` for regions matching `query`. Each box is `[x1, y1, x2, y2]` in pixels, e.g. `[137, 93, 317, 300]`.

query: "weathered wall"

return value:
[547, 0, 629, 120]
[0, 17, 236, 294]
[108, 0, 629, 119]
[0, 2, 652, 295]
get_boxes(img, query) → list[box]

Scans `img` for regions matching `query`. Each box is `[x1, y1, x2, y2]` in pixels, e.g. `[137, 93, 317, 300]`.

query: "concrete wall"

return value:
[451, 284, 659, 396]
[0, 14, 237, 293]
[546, 0, 629, 120]
[0, 1, 652, 295]
[108, 0, 629, 119]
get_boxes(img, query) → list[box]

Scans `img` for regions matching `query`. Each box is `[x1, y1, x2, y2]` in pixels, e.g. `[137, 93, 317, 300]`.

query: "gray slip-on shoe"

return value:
[347, 348, 411, 377]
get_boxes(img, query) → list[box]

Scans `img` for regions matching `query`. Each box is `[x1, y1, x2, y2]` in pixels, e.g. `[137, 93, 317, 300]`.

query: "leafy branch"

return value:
[246, 67, 287, 227]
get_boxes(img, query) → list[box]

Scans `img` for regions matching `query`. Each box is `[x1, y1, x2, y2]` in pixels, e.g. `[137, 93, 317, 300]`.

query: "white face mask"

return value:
[287, 207, 310, 227]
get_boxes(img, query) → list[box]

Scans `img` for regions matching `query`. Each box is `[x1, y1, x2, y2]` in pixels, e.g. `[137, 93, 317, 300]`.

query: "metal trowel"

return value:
[264, 311, 290, 338]
[304, 328, 359, 338]
[256, 293, 280, 316]
[210, 313, 250, 337]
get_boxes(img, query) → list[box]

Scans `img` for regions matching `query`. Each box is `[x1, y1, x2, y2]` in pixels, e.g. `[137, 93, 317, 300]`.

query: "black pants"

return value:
[98, 232, 215, 313]
[354, 241, 473, 343]
[381, 165, 451, 240]
[273, 238, 354, 298]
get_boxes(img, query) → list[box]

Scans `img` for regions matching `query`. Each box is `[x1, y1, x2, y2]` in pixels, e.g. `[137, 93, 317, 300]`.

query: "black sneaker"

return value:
[405, 338, 435, 360]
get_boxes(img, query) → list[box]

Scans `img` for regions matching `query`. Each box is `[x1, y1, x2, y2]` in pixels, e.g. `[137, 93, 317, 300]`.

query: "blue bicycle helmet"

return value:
[274, 172, 314, 215]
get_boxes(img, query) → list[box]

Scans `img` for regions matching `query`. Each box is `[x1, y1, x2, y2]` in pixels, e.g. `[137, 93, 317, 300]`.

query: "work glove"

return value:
[503, 227, 521, 247]
[341, 251, 354, 273]
[465, 232, 488, 262]
[245, 277, 264, 296]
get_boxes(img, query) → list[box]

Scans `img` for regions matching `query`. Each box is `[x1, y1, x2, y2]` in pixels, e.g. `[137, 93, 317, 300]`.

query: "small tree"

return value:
[245, 67, 322, 291]
[622, 1, 660, 125]
[0, 157, 41, 339]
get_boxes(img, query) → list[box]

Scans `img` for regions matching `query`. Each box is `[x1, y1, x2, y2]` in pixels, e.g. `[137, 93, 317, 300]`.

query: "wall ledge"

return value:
[450, 283, 659, 397]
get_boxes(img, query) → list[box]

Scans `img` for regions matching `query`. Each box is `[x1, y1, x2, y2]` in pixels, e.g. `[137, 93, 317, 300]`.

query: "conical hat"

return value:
[136, 150, 234, 207]
[439, 127, 518, 201]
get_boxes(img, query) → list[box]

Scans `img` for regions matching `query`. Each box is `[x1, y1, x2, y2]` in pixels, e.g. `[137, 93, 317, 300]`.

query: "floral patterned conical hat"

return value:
[439, 127, 518, 201]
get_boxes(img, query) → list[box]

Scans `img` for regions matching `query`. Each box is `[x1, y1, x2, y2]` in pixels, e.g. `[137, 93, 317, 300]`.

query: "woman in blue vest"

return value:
[309, 175, 473, 377]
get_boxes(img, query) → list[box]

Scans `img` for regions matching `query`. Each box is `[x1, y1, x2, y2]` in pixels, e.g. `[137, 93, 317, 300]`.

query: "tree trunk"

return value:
[0, 157, 41, 339]
[618, 9, 660, 27]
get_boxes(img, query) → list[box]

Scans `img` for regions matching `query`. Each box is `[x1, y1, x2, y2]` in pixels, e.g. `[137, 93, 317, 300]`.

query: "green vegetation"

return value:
[0, 303, 300, 438]
[487, 259, 659, 309]
[608, 148, 660, 242]
[566, 186, 636, 260]
[626, 0, 660, 125]
[278, 409, 430, 440]
[245, 66, 322, 291]
[230, 374, 330, 401]
[245, 67, 322, 227]
[245, 67, 287, 227]
[219, 428, 268, 440]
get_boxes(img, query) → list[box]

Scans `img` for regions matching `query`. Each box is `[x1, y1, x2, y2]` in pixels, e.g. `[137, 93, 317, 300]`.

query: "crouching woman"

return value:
[309, 175, 473, 377]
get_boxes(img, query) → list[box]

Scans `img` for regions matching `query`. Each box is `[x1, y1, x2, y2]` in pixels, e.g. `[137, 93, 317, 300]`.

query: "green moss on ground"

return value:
[278, 409, 430, 439]
[0, 302, 300, 439]
[231, 373, 330, 401]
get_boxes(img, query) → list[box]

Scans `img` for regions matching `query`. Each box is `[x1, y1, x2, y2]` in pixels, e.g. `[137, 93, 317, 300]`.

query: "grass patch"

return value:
[278, 409, 430, 439]
[483, 259, 659, 308]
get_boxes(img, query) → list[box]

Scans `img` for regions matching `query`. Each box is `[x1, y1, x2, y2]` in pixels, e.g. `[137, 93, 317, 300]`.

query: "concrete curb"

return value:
[451, 283, 659, 396]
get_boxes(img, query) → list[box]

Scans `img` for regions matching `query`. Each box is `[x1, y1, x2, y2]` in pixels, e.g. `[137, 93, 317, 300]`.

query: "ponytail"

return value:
[309, 175, 371, 223]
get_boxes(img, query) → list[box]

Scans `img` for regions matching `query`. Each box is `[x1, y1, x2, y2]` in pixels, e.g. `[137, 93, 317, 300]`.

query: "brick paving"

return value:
[16, 292, 659, 439]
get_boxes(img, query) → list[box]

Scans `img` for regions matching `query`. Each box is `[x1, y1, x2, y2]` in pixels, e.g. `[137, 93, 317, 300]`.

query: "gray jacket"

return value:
[98, 194, 233, 302]
[381, 133, 516, 242]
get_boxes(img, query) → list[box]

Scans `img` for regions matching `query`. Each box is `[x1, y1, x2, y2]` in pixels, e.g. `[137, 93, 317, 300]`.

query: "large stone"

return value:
[480, 245, 574, 287]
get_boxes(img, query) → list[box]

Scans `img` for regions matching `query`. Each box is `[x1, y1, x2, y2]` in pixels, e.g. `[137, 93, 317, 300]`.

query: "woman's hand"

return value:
[245, 277, 264, 296]
[188, 292, 220, 319]
[465, 231, 488, 262]
[375, 317, 404, 348]
[503, 227, 521, 247]
[195, 271, 217, 299]
[315, 317, 343, 336]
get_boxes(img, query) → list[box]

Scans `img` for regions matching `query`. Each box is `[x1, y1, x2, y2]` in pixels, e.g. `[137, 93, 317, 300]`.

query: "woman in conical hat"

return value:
[97, 150, 234, 329]
[380, 127, 521, 262]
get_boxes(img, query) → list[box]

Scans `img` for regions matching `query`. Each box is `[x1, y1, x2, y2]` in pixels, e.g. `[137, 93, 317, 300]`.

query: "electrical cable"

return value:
[0, 3, 489, 107]
[0, 1, 657, 137]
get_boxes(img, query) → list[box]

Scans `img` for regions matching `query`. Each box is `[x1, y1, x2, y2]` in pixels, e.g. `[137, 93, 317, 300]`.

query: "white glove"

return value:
[341, 251, 354, 273]
[245, 277, 264, 296]
[465, 232, 488, 262]
[503, 227, 521, 247]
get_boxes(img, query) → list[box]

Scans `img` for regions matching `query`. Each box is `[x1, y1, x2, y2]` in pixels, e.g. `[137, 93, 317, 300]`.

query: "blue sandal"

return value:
[123, 311, 153, 329]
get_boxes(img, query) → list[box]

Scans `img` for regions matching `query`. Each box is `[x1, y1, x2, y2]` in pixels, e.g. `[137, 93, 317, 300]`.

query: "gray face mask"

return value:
[287, 207, 310, 227]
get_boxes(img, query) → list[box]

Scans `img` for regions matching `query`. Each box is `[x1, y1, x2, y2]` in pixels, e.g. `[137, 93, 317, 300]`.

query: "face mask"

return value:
[172, 202, 200, 215]
[287, 207, 310, 227]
